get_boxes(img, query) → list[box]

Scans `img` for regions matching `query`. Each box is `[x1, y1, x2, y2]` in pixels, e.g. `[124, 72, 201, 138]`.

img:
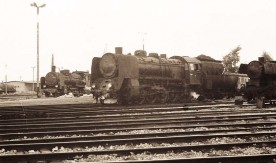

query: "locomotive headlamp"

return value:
[107, 83, 112, 89]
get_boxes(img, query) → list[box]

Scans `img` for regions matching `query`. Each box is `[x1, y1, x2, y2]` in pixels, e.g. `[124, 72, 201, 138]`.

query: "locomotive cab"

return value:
[170, 56, 202, 86]
[169, 56, 203, 100]
[182, 57, 202, 86]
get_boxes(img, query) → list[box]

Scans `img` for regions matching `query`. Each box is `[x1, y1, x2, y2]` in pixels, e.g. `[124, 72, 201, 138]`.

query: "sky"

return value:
[0, 0, 276, 82]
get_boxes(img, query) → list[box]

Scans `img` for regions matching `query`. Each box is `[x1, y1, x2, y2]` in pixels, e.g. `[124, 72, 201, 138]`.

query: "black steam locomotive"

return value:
[238, 57, 276, 108]
[91, 47, 247, 104]
[41, 68, 86, 97]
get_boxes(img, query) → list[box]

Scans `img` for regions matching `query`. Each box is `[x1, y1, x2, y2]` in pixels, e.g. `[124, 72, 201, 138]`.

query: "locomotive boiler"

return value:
[41, 68, 86, 97]
[239, 57, 276, 108]
[91, 47, 242, 104]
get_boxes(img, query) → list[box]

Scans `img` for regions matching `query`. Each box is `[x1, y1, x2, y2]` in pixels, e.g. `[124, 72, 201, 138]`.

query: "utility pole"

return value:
[5, 64, 7, 95]
[31, 66, 35, 93]
[138, 32, 147, 51]
[31, 2, 46, 98]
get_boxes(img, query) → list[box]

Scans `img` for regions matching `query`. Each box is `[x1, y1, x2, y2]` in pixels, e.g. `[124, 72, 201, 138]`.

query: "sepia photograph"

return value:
[0, 0, 276, 162]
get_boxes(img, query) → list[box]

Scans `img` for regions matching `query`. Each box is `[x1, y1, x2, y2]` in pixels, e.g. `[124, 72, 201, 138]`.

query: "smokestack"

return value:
[115, 47, 123, 55]
[51, 66, 56, 72]
[51, 54, 56, 72]
[258, 57, 265, 63]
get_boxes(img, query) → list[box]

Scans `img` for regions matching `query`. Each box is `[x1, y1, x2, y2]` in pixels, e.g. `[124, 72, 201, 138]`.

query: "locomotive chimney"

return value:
[115, 47, 123, 55]
[51, 66, 56, 72]
[51, 54, 56, 72]
[258, 57, 265, 63]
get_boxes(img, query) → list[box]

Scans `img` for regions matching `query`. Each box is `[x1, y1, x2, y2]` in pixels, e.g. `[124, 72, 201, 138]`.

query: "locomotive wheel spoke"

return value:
[169, 92, 177, 103]
[159, 90, 168, 104]
[176, 93, 184, 103]
[138, 96, 146, 104]
[173, 93, 181, 103]
[125, 94, 133, 105]
[127, 101, 133, 105]
[146, 93, 157, 104]
[137, 89, 147, 104]
[138, 98, 146, 104]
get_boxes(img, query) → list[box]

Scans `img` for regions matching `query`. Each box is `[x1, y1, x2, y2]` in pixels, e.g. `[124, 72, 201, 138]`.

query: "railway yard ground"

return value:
[0, 95, 276, 163]
[0, 93, 94, 106]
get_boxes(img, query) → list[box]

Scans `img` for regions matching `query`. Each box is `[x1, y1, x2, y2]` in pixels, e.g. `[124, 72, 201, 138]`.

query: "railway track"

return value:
[0, 102, 276, 162]
[0, 101, 236, 118]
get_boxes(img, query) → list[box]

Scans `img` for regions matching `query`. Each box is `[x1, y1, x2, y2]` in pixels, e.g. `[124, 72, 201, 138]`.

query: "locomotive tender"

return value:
[91, 47, 245, 104]
[41, 67, 86, 97]
[239, 57, 276, 108]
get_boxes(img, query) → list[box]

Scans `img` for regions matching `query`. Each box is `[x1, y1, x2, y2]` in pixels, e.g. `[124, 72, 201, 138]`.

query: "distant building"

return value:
[5, 81, 39, 93]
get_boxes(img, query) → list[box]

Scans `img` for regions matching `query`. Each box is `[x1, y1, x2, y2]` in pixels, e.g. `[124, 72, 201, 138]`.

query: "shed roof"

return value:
[182, 56, 201, 63]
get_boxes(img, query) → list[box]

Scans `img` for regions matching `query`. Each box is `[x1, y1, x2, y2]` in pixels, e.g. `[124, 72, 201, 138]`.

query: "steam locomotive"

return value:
[41, 68, 87, 97]
[91, 47, 247, 105]
[238, 57, 276, 108]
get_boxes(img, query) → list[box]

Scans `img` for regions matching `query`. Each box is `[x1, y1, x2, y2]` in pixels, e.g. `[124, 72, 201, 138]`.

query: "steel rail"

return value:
[1, 117, 276, 135]
[1, 112, 276, 131]
[1, 126, 275, 145]
[102, 154, 276, 163]
[0, 140, 275, 163]
[0, 100, 234, 111]
[1, 131, 276, 150]
[0, 104, 235, 117]
[1, 122, 275, 140]
[1, 107, 274, 125]
[0, 102, 246, 119]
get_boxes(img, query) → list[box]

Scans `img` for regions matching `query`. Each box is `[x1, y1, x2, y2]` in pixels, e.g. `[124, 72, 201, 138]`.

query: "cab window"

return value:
[194, 64, 200, 71]
[189, 64, 195, 71]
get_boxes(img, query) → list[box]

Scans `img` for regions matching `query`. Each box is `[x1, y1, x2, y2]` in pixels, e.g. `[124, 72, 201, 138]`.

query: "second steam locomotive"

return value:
[91, 47, 247, 104]
[41, 66, 88, 97]
[239, 57, 276, 108]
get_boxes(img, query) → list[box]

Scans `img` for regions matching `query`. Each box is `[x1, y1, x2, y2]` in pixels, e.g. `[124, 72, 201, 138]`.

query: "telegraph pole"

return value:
[5, 64, 7, 95]
[138, 32, 147, 51]
[31, 66, 35, 93]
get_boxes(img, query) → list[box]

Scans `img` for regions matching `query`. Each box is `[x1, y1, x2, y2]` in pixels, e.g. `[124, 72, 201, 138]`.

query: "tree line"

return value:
[221, 46, 273, 73]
